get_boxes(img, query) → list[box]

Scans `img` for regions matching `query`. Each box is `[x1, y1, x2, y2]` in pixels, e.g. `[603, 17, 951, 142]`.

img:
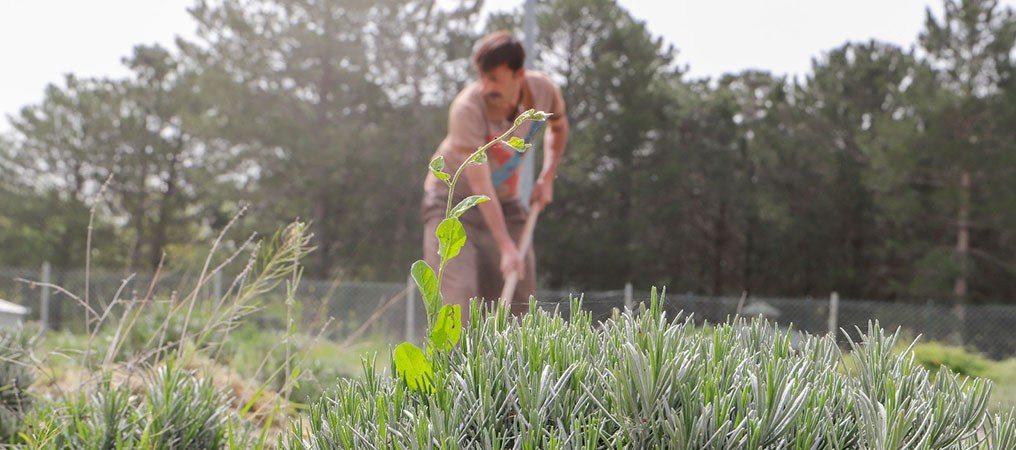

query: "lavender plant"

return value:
[0, 328, 34, 443]
[19, 359, 232, 449]
[288, 290, 1016, 449]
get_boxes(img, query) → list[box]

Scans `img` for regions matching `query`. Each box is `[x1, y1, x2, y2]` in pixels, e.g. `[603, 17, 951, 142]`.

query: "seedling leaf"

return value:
[429, 157, 450, 181]
[504, 137, 531, 152]
[450, 195, 490, 218]
[470, 150, 488, 165]
[436, 218, 466, 261]
[429, 304, 462, 351]
[394, 342, 434, 393]
[411, 260, 442, 317]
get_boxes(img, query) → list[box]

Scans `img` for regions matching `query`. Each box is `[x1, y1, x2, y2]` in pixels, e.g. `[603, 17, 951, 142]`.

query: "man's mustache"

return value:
[485, 93, 502, 99]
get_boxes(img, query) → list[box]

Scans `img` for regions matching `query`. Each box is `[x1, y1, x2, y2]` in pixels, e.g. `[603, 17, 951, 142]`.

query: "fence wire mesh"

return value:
[3, 265, 1015, 359]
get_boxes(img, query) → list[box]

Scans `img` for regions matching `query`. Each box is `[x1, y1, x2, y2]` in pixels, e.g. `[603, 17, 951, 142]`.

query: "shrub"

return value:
[20, 359, 235, 449]
[912, 341, 992, 379]
[286, 294, 1016, 449]
[22, 378, 137, 449]
[143, 360, 232, 449]
[0, 327, 35, 443]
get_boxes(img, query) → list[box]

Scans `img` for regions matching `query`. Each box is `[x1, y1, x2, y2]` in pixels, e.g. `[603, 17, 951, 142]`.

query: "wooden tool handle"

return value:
[500, 206, 540, 305]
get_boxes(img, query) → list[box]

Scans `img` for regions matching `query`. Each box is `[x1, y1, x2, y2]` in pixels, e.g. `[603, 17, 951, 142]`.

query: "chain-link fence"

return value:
[3, 264, 1015, 359]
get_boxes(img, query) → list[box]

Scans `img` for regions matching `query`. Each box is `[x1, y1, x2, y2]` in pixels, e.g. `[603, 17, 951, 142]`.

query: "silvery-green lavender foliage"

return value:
[286, 291, 1016, 450]
[0, 327, 34, 443]
[21, 359, 235, 449]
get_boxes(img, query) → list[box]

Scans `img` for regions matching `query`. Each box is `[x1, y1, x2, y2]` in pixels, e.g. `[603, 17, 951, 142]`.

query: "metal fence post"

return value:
[406, 275, 415, 343]
[40, 262, 51, 332]
[953, 302, 966, 346]
[804, 296, 813, 331]
[624, 282, 633, 311]
[924, 299, 933, 340]
[828, 291, 839, 339]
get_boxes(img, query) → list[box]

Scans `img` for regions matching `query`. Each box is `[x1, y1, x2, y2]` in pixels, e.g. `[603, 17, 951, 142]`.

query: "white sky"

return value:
[3, 0, 1014, 131]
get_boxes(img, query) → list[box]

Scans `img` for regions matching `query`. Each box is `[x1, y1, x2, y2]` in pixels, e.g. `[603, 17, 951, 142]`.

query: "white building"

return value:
[0, 299, 28, 327]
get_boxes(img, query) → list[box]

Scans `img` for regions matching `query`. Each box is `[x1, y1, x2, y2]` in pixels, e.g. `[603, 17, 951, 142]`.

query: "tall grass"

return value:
[0, 327, 34, 443]
[15, 217, 318, 448]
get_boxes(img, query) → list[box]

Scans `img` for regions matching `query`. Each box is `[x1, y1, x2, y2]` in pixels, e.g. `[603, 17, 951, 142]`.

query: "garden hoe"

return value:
[500, 204, 540, 306]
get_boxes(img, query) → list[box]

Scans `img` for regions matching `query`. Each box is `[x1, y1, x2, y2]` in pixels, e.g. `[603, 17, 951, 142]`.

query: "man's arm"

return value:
[463, 161, 525, 279]
[532, 116, 569, 211]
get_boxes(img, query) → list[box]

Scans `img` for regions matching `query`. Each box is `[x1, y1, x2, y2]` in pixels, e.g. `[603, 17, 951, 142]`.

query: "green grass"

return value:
[912, 341, 993, 378]
[837, 334, 1016, 414]
[989, 359, 1016, 413]
[908, 341, 1016, 412]
[215, 321, 391, 404]
[29, 309, 391, 408]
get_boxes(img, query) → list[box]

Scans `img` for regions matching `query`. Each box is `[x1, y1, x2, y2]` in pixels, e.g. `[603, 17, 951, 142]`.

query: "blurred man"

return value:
[421, 31, 569, 323]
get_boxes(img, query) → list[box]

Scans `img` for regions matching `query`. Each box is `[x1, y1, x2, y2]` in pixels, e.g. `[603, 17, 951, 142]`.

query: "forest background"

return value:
[3, 0, 1016, 307]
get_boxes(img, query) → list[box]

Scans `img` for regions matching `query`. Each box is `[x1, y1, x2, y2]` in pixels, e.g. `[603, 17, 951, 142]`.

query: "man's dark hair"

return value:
[472, 31, 525, 73]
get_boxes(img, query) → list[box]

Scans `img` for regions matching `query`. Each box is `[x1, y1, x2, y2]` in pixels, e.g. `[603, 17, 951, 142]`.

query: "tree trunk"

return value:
[743, 215, 754, 295]
[953, 170, 970, 300]
[740, 136, 754, 295]
[127, 190, 146, 275]
[312, 197, 333, 280]
[151, 160, 177, 271]
[712, 199, 728, 296]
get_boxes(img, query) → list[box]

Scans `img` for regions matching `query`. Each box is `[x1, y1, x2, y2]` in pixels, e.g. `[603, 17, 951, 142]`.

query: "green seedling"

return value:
[395, 109, 552, 393]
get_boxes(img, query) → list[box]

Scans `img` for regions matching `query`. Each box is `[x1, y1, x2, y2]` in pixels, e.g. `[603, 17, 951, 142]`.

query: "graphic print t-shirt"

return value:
[424, 70, 565, 203]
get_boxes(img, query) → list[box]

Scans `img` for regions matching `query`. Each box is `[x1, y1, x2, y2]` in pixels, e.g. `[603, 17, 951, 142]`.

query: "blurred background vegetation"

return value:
[2, 0, 1016, 306]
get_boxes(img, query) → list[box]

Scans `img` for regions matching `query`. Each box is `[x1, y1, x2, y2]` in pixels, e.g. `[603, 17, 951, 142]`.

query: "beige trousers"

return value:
[421, 195, 535, 325]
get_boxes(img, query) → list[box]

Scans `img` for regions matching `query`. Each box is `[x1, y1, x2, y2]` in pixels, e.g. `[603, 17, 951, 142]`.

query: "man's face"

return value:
[479, 64, 524, 110]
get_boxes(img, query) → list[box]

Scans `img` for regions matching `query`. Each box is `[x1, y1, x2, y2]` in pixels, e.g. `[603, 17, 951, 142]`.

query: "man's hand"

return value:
[500, 243, 525, 281]
[530, 175, 554, 211]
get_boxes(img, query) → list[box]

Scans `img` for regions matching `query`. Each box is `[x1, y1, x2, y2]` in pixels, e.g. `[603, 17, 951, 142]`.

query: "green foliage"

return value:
[103, 301, 210, 362]
[20, 378, 134, 449]
[2, 45, 211, 273]
[503, 136, 531, 152]
[449, 195, 490, 219]
[410, 260, 441, 317]
[217, 323, 339, 401]
[6, 0, 1016, 301]
[21, 359, 235, 450]
[288, 295, 1015, 448]
[176, 0, 483, 280]
[435, 218, 467, 262]
[0, 327, 34, 443]
[13, 220, 319, 448]
[0, 184, 110, 268]
[912, 342, 992, 379]
[283, 341, 388, 405]
[429, 304, 461, 352]
[393, 343, 434, 394]
[429, 156, 451, 183]
[143, 360, 231, 449]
